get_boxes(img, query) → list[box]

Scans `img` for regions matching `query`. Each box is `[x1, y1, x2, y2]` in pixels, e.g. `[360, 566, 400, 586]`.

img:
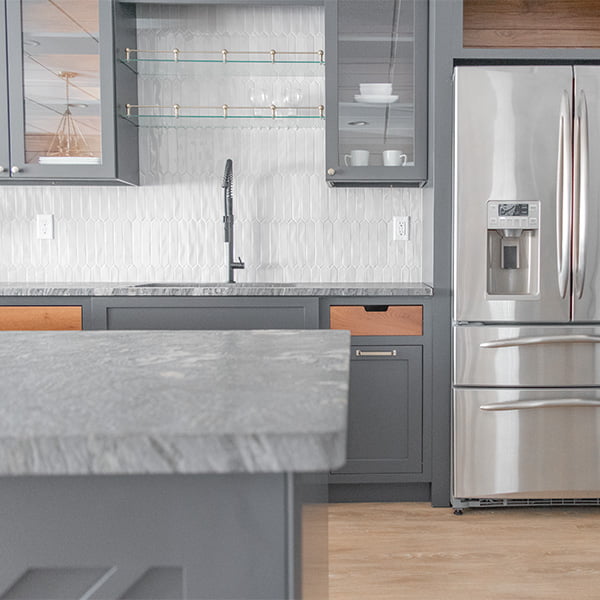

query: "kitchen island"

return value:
[0, 329, 350, 600]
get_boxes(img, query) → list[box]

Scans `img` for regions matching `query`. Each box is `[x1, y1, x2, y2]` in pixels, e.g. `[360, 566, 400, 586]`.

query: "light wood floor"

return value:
[328, 502, 600, 600]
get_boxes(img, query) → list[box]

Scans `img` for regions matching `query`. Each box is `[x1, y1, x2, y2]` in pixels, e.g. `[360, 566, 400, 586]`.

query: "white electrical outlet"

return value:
[36, 214, 54, 239]
[392, 216, 410, 241]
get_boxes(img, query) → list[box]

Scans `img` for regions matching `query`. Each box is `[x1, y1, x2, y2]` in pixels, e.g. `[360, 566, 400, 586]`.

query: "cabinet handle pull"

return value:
[0, 166, 5, 173]
[10, 166, 21, 174]
[355, 349, 397, 357]
[327, 168, 336, 175]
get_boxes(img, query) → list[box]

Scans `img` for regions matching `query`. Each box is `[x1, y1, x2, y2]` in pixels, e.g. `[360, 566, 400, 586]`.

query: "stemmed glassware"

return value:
[249, 82, 304, 117]
[248, 85, 269, 116]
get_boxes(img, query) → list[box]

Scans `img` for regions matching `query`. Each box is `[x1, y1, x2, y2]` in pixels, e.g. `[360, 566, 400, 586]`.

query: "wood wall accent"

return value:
[463, 0, 600, 48]
[329, 305, 422, 336]
[0, 306, 82, 330]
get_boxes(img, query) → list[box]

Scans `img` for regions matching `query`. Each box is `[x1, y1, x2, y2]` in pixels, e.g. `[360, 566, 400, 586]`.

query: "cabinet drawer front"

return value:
[329, 305, 422, 336]
[0, 306, 82, 330]
[454, 325, 600, 386]
[454, 388, 600, 499]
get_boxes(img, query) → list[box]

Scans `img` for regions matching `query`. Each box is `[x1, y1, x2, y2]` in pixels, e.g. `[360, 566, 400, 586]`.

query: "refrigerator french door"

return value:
[453, 66, 600, 507]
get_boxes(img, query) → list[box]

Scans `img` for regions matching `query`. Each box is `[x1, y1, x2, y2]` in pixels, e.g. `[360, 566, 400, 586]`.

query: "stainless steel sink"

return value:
[133, 282, 293, 288]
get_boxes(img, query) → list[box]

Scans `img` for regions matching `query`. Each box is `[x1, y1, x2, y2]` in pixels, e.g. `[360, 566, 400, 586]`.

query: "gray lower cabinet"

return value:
[91, 295, 430, 502]
[91, 297, 319, 330]
[1, 0, 138, 184]
[330, 343, 422, 479]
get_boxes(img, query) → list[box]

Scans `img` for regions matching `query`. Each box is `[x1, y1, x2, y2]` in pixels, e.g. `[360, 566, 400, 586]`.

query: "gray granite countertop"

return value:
[0, 329, 350, 476]
[0, 282, 432, 297]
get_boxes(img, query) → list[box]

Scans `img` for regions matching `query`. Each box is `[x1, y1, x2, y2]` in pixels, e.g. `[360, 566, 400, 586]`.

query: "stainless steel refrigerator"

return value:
[453, 65, 600, 509]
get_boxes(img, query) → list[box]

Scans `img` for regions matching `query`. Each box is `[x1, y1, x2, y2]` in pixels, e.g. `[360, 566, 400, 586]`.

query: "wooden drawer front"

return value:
[329, 305, 422, 336]
[0, 306, 82, 330]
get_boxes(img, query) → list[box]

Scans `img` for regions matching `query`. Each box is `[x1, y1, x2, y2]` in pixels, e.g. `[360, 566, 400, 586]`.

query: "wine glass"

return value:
[248, 86, 269, 116]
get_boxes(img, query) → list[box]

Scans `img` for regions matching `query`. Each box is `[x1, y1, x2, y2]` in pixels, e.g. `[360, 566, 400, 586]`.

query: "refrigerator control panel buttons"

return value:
[487, 201, 540, 230]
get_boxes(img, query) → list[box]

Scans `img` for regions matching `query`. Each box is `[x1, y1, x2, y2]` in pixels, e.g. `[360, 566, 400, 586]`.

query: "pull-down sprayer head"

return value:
[222, 158, 233, 193]
[222, 158, 233, 224]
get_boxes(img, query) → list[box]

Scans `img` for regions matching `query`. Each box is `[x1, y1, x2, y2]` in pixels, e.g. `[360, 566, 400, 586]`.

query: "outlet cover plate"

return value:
[393, 215, 410, 241]
[36, 214, 54, 239]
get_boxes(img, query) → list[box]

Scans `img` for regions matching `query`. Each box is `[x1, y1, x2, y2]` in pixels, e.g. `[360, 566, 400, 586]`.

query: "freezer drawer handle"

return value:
[355, 349, 397, 357]
[480, 398, 600, 411]
[480, 334, 600, 348]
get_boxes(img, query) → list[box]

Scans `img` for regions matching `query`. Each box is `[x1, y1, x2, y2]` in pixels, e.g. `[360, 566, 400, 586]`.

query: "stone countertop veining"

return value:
[0, 329, 350, 476]
[0, 282, 433, 297]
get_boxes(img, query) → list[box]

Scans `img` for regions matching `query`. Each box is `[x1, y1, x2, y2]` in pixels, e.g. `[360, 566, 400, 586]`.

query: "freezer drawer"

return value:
[454, 325, 600, 386]
[453, 388, 600, 499]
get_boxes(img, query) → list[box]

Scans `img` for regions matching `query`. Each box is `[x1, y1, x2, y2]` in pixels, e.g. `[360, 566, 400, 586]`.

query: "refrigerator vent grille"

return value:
[462, 498, 600, 508]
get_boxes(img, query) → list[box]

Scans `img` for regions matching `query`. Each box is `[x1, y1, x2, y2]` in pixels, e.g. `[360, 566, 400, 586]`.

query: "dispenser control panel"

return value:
[487, 201, 540, 229]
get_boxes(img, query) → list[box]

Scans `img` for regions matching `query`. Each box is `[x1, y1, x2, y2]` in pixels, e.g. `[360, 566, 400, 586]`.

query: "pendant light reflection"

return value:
[47, 71, 94, 158]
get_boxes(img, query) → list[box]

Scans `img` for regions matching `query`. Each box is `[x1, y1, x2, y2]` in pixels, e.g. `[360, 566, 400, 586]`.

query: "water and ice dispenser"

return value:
[486, 201, 540, 295]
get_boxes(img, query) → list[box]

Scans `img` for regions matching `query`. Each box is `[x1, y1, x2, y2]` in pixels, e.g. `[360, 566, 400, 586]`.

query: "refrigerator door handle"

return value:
[480, 334, 600, 348]
[557, 89, 572, 299]
[480, 398, 600, 411]
[574, 89, 589, 299]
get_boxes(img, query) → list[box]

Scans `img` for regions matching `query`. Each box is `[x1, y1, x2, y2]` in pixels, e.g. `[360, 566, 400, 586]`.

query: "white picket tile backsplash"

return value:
[0, 3, 422, 283]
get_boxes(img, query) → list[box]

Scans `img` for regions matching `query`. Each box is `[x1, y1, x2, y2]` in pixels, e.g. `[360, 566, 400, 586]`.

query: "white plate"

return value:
[38, 156, 101, 165]
[354, 94, 399, 104]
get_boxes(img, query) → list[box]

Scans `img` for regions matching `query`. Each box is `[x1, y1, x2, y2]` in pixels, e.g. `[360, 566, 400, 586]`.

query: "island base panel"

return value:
[0, 473, 328, 600]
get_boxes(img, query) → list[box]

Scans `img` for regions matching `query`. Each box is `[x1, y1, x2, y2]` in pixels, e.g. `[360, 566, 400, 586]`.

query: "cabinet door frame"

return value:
[90, 296, 320, 331]
[321, 296, 432, 485]
[324, 0, 428, 186]
[0, 0, 9, 178]
[332, 343, 423, 476]
[5, 0, 119, 181]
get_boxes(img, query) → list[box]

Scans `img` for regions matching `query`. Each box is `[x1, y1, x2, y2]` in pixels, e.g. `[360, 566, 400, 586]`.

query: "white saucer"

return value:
[354, 94, 399, 104]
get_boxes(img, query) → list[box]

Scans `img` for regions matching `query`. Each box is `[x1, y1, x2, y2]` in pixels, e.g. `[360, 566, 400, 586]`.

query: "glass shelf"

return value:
[120, 48, 325, 76]
[121, 114, 325, 128]
[121, 59, 325, 78]
[121, 49, 325, 128]
[123, 58, 324, 65]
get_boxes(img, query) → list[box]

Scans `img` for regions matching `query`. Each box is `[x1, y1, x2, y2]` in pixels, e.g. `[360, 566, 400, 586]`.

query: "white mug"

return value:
[344, 150, 369, 166]
[383, 150, 408, 166]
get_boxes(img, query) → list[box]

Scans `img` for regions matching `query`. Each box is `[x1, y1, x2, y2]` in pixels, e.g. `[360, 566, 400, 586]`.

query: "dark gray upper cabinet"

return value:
[0, 2, 9, 180]
[325, 0, 428, 186]
[120, 1, 322, 4]
[1, 0, 138, 185]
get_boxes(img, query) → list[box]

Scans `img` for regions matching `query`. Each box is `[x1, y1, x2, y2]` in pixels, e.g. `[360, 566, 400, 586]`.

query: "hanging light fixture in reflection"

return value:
[47, 71, 93, 157]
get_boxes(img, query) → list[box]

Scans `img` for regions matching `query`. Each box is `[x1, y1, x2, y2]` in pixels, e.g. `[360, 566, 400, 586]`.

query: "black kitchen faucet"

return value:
[222, 158, 245, 283]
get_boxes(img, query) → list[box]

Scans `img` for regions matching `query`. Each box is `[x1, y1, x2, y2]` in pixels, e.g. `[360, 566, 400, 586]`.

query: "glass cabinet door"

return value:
[325, 0, 428, 186]
[5, 0, 115, 180]
[0, 0, 10, 178]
